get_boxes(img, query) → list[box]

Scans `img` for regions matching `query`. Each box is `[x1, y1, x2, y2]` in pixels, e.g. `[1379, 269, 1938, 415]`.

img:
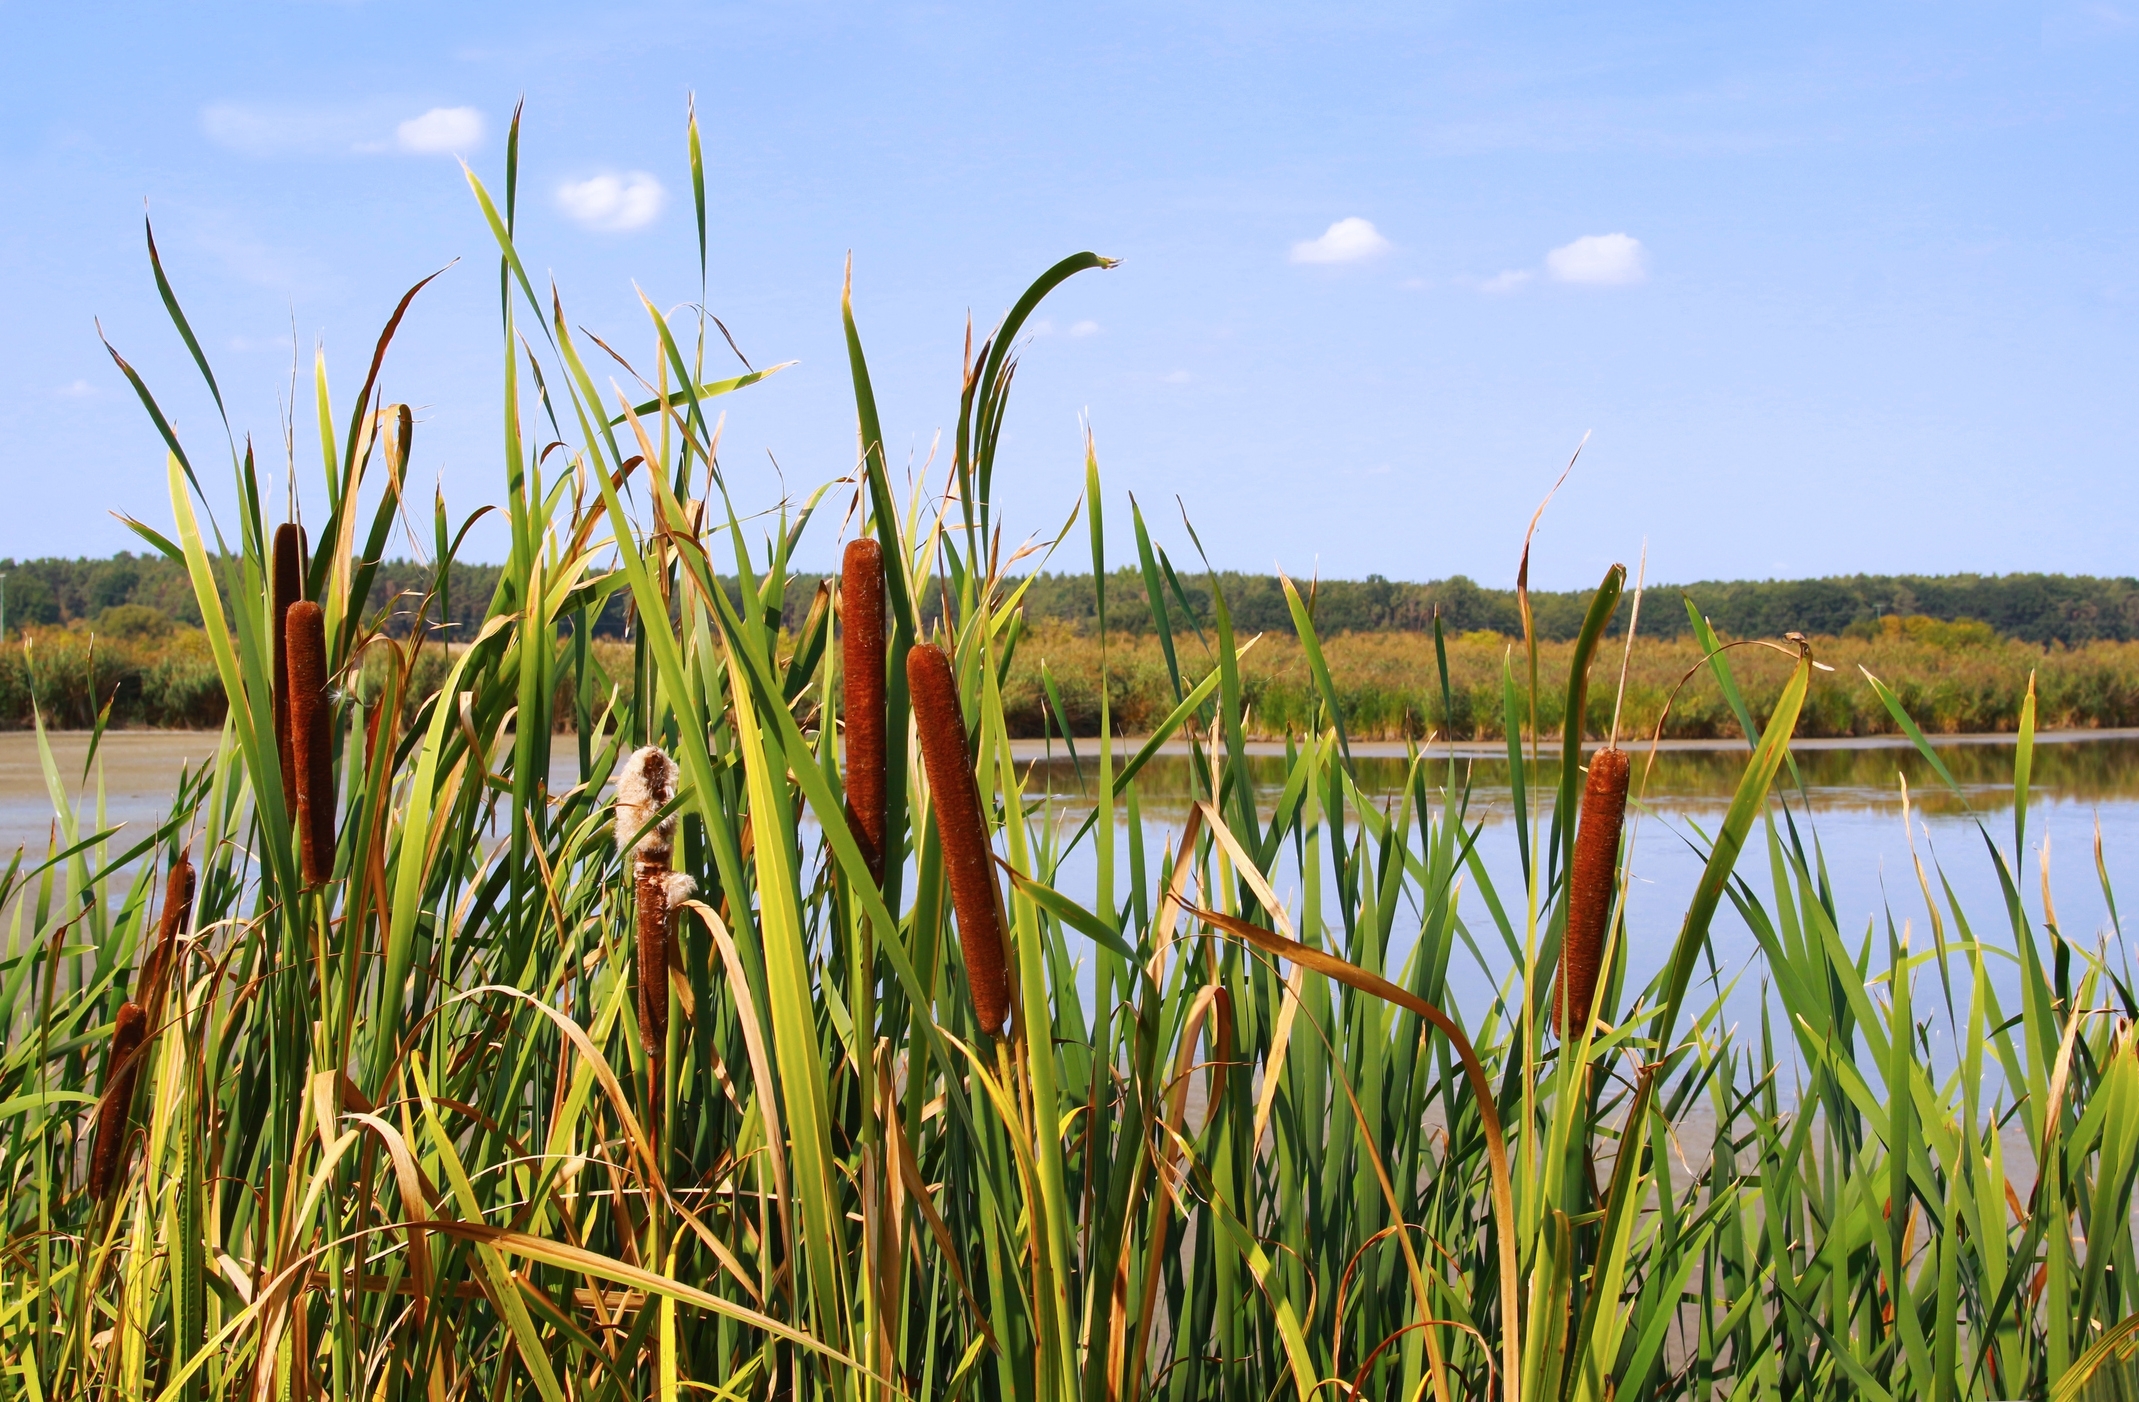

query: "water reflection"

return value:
[1010, 736, 2139, 818]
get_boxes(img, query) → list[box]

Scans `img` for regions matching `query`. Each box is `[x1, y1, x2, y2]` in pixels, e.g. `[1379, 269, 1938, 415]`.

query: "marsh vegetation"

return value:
[5, 108, 2139, 1402]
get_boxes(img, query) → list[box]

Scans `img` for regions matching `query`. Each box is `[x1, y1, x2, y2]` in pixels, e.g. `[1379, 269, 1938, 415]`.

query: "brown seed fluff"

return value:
[271, 524, 305, 822]
[841, 538, 887, 886]
[1559, 747, 1631, 1038]
[907, 643, 1010, 1037]
[286, 601, 336, 884]
[89, 1001, 149, 1200]
[140, 850, 196, 1011]
[615, 747, 685, 1064]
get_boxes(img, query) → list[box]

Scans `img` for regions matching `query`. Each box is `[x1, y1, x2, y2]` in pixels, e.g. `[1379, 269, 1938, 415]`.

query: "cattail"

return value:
[139, 849, 195, 1012]
[88, 1001, 148, 1200]
[271, 524, 305, 822]
[615, 745, 679, 862]
[842, 538, 887, 886]
[1558, 747, 1630, 1038]
[286, 601, 336, 884]
[616, 747, 691, 1063]
[907, 643, 1010, 1038]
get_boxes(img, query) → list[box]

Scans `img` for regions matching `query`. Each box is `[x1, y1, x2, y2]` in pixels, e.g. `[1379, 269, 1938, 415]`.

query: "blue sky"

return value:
[3, 2, 2136, 589]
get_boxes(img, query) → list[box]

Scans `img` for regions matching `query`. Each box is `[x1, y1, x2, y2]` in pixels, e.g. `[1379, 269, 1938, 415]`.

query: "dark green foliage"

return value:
[10, 553, 2139, 646]
[95, 603, 176, 640]
[0, 628, 223, 727]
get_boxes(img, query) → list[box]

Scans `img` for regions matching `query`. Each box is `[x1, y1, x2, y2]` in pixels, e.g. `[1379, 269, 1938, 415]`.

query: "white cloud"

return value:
[1069, 320, 1100, 338]
[1479, 269, 1534, 294]
[1546, 233, 1647, 285]
[54, 379, 98, 399]
[1162, 369, 1194, 384]
[556, 172, 666, 232]
[1290, 217, 1392, 265]
[396, 107, 484, 154]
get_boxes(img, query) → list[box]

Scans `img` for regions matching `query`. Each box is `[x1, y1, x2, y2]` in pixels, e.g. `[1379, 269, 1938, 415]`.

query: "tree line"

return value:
[5, 551, 2137, 646]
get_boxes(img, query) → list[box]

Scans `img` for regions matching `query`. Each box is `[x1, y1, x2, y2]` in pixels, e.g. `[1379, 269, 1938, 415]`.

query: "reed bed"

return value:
[999, 623, 2139, 741]
[15, 600, 2139, 741]
[3, 107, 2138, 1402]
[0, 625, 225, 729]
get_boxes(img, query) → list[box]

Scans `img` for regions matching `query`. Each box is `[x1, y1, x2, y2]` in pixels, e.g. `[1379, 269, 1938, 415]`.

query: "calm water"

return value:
[1013, 735, 2139, 1047]
[6, 730, 2131, 1013]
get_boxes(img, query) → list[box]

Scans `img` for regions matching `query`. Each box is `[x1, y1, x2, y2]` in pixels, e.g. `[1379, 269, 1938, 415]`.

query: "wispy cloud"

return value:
[202, 102, 363, 157]
[1546, 233, 1647, 285]
[180, 206, 331, 291]
[1290, 217, 1392, 265]
[203, 100, 488, 157]
[396, 107, 484, 154]
[1069, 320, 1100, 338]
[53, 379, 100, 399]
[1470, 234, 1647, 294]
[2045, 0, 2137, 46]
[555, 172, 666, 232]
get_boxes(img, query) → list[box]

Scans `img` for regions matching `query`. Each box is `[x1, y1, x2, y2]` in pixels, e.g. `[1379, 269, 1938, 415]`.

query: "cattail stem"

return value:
[89, 1002, 148, 1200]
[842, 538, 887, 887]
[286, 601, 335, 884]
[271, 524, 304, 822]
[1558, 747, 1630, 1039]
[907, 643, 1010, 1038]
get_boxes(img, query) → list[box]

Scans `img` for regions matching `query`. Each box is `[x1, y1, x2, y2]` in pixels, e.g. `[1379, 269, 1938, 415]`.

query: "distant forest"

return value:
[4, 551, 2138, 646]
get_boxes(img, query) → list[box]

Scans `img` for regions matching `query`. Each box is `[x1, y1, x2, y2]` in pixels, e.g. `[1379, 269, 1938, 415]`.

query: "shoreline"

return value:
[9, 725, 2127, 761]
[1009, 726, 2139, 761]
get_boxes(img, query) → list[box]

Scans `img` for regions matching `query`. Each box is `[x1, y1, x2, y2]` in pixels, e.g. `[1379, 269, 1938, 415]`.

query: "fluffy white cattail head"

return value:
[615, 746, 679, 859]
[662, 872, 698, 907]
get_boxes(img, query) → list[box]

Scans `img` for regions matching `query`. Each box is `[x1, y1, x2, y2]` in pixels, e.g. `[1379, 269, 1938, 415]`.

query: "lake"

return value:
[1009, 733, 2139, 1043]
[5, 727, 2130, 1023]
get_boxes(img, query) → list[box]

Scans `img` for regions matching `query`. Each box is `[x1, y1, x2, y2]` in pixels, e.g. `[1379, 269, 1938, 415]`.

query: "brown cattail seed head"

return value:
[89, 1001, 149, 1200]
[842, 538, 887, 886]
[286, 601, 336, 884]
[907, 643, 1010, 1037]
[618, 746, 684, 1065]
[140, 850, 195, 1010]
[271, 524, 305, 823]
[635, 865, 671, 1058]
[1558, 747, 1631, 1039]
[634, 870, 698, 1059]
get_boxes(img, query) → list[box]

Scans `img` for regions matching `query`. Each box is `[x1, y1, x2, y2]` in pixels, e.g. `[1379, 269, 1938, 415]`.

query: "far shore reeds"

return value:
[12, 617, 2139, 739]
